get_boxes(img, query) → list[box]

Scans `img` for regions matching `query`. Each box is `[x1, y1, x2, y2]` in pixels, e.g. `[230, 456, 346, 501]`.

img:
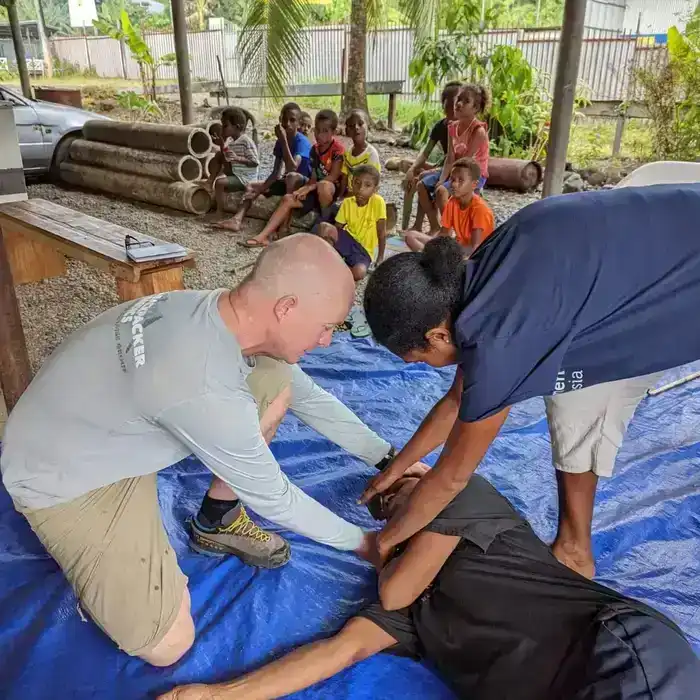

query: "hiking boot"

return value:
[189, 505, 291, 569]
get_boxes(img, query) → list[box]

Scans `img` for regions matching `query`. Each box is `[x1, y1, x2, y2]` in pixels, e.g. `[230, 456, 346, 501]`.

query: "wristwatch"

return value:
[375, 446, 396, 472]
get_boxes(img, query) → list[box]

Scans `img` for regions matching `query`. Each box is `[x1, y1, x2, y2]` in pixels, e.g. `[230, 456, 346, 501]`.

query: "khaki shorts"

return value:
[545, 372, 664, 478]
[22, 357, 292, 656]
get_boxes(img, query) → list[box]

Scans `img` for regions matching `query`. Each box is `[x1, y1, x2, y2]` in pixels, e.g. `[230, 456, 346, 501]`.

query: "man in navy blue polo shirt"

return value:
[362, 183, 700, 578]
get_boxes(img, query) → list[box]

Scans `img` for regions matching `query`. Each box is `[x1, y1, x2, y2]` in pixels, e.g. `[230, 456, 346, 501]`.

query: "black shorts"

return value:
[332, 227, 372, 269]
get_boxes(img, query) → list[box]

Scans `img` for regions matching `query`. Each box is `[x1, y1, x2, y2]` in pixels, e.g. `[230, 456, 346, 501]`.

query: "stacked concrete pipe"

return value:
[62, 120, 215, 214]
[60, 162, 212, 215]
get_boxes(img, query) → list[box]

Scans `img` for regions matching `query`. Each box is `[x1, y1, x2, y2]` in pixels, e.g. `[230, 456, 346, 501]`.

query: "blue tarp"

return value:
[1, 335, 699, 699]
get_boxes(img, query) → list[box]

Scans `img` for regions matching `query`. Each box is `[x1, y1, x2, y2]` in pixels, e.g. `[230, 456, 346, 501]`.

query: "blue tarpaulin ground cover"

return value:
[1, 335, 699, 699]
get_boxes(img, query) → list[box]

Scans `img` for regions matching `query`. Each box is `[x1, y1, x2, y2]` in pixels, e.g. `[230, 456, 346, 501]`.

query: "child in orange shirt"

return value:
[405, 157, 494, 254]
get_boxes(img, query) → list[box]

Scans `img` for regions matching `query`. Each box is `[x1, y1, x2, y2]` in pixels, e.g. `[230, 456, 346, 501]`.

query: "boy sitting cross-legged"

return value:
[212, 102, 312, 235]
[317, 164, 386, 281]
[242, 109, 345, 249]
[405, 157, 494, 255]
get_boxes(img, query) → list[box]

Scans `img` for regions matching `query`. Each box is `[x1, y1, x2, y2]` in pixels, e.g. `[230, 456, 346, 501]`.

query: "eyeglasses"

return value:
[124, 234, 155, 252]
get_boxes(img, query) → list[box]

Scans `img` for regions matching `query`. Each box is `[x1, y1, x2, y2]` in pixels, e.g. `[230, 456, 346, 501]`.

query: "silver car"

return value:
[0, 85, 108, 177]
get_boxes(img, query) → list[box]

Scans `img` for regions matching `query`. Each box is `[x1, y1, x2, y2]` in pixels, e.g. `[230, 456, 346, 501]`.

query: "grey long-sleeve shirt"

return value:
[1, 290, 390, 551]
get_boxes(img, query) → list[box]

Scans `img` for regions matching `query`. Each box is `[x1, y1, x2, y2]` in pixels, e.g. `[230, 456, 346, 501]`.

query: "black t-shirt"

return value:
[361, 475, 679, 700]
[453, 184, 700, 422]
[429, 118, 449, 154]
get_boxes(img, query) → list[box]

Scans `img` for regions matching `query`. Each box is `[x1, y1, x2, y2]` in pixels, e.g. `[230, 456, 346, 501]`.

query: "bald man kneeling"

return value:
[2, 234, 413, 667]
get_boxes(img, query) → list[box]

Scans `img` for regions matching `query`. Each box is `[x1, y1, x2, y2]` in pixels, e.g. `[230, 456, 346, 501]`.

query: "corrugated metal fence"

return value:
[51, 24, 668, 102]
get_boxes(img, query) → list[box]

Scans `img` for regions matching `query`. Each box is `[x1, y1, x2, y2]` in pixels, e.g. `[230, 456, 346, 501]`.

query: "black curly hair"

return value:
[364, 237, 466, 356]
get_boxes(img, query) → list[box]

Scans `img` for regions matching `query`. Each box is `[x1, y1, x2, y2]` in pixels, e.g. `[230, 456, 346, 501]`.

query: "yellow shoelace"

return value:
[219, 507, 271, 543]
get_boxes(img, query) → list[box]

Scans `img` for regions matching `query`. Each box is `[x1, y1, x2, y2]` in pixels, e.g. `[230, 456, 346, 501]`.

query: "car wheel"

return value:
[50, 133, 80, 182]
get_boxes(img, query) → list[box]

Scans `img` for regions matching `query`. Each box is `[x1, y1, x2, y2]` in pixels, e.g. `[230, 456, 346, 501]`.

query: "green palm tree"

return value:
[239, 0, 441, 113]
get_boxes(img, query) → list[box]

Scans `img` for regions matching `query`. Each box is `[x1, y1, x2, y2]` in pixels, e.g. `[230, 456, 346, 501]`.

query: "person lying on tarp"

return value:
[0, 233, 425, 668]
[158, 474, 700, 700]
[359, 183, 700, 580]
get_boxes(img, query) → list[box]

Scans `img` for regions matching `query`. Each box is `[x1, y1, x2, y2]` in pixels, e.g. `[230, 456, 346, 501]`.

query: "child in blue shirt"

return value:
[213, 102, 311, 233]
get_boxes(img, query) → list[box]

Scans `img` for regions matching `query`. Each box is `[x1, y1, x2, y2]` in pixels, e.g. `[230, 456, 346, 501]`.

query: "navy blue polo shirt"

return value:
[455, 184, 700, 422]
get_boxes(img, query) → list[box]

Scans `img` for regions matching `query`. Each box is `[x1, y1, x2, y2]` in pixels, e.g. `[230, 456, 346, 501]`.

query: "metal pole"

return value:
[170, 0, 194, 125]
[7, 1, 32, 98]
[542, 0, 587, 198]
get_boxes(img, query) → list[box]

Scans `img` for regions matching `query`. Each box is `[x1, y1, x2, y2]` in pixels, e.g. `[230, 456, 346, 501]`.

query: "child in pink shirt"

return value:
[433, 84, 490, 228]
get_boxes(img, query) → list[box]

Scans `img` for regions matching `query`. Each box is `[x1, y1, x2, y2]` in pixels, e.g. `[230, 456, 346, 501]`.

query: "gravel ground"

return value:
[19, 140, 538, 370]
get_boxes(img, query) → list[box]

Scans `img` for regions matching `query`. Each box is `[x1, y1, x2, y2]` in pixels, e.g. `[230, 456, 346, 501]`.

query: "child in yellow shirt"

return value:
[318, 165, 387, 281]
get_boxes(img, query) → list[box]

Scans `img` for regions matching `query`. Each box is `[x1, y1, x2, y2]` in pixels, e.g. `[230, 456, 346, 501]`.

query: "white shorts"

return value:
[544, 372, 665, 478]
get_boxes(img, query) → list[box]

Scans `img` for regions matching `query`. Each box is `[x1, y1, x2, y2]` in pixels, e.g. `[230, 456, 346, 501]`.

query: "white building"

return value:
[585, 0, 698, 34]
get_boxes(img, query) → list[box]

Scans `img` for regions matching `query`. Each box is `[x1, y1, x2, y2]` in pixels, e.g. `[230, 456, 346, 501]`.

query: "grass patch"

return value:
[568, 118, 653, 167]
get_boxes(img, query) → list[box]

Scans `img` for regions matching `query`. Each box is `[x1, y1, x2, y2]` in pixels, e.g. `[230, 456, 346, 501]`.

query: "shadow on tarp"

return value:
[0, 335, 699, 699]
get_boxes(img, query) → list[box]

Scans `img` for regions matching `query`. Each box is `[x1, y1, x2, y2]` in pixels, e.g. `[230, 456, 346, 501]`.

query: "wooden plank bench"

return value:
[0, 199, 195, 302]
[206, 81, 405, 131]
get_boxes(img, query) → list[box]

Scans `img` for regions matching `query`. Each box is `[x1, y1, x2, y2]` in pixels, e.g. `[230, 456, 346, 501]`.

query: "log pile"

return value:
[61, 120, 215, 215]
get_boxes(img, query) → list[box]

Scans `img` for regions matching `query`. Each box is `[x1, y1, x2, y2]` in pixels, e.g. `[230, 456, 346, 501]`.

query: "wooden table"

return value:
[0, 199, 196, 411]
[0, 198, 195, 301]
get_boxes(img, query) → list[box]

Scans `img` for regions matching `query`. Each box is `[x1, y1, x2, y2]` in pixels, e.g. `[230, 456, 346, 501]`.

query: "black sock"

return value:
[197, 495, 240, 528]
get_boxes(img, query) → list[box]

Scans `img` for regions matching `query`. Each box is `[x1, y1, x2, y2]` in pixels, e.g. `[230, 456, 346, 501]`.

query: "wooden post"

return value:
[542, 0, 587, 197]
[388, 92, 397, 131]
[171, 0, 194, 124]
[7, 1, 32, 99]
[0, 227, 31, 412]
[612, 115, 625, 156]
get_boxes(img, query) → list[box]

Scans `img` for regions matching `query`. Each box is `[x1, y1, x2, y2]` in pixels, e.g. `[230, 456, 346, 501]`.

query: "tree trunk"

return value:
[341, 0, 369, 117]
[34, 0, 53, 78]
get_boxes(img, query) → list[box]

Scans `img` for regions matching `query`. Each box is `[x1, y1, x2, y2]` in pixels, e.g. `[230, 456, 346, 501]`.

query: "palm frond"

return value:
[398, 0, 441, 39]
[239, 0, 310, 102]
[366, 0, 386, 32]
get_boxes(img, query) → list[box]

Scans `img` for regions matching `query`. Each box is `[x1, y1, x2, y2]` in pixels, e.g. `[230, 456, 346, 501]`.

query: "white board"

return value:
[68, 0, 98, 29]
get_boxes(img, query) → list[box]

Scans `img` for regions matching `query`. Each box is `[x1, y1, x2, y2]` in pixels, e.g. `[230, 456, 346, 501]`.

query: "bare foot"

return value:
[552, 538, 596, 579]
[209, 218, 242, 232]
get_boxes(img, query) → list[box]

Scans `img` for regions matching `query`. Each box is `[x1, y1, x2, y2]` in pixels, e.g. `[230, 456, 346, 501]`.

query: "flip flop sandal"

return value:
[237, 239, 267, 249]
[349, 306, 371, 339]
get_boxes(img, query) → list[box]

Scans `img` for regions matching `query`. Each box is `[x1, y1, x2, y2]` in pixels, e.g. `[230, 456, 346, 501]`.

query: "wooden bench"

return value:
[0, 199, 195, 301]
[207, 81, 405, 130]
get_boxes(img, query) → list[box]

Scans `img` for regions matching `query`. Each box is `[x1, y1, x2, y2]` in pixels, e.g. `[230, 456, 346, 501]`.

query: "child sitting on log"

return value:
[417, 83, 490, 234]
[207, 107, 259, 220]
[299, 111, 314, 141]
[241, 109, 345, 249]
[405, 157, 493, 254]
[317, 164, 386, 281]
[212, 102, 312, 234]
[404, 81, 461, 231]
[340, 109, 381, 198]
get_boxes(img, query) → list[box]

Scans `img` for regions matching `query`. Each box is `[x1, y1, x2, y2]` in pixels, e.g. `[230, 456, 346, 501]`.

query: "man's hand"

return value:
[157, 684, 217, 700]
[359, 462, 406, 505]
[294, 185, 312, 201]
[403, 461, 431, 479]
[274, 123, 286, 142]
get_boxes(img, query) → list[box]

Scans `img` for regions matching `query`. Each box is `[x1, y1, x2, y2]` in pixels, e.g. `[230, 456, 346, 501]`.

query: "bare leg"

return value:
[417, 181, 440, 233]
[277, 173, 306, 235]
[316, 180, 336, 210]
[552, 470, 598, 579]
[404, 230, 435, 252]
[250, 195, 302, 245]
[142, 588, 195, 667]
[350, 264, 368, 281]
[435, 184, 450, 217]
[211, 181, 261, 232]
[156, 617, 397, 700]
[213, 177, 227, 217]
